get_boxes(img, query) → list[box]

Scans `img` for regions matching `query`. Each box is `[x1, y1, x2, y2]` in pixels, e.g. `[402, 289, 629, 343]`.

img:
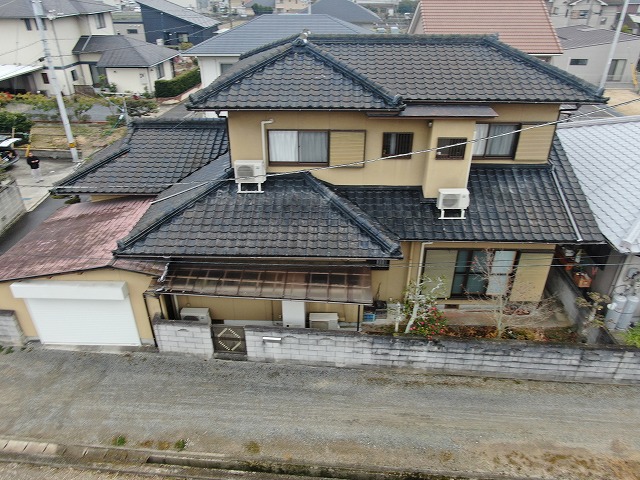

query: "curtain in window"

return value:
[269, 131, 298, 162]
[473, 124, 489, 155]
[486, 125, 516, 156]
[299, 132, 328, 163]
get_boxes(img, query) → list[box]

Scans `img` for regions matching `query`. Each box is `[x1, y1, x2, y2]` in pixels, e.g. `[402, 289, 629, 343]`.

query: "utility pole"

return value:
[31, 0, 80, 163]
[600, 0, 631, 91]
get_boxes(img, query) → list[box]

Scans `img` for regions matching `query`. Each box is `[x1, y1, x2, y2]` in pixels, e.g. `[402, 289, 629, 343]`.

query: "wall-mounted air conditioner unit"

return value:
[437, 188, 470, 220]
[234, 160, 266, 193]
[180, 307, 212, 325]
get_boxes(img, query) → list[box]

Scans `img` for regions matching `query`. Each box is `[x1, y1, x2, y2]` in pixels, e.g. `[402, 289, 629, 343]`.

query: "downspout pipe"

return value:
[261, 119, 274, 162]
[551, 165, 583, 242]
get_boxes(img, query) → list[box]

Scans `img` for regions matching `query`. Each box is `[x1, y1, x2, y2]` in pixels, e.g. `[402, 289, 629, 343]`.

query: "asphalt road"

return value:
[0, 348, 638, 479]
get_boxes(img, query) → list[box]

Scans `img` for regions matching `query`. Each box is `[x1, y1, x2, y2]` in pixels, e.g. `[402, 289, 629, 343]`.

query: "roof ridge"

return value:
[239, 33, 299, 60]
[302, 173, 402, 258]
[115, 173, 232, 253]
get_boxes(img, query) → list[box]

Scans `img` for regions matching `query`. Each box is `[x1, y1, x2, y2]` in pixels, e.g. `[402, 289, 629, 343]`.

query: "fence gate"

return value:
[212, 326, 247, 355]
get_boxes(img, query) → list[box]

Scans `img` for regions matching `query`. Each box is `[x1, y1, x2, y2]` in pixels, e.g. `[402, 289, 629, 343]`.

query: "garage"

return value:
[10, 280, 141, 346]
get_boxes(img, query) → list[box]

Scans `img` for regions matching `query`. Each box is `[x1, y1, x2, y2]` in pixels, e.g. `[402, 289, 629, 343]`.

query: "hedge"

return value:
[155, 68, 201, 98]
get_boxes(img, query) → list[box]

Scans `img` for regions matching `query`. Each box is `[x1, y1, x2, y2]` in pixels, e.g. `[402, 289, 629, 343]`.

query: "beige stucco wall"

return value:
[0, 268, 155, 342]
[106, 60, 174, 94]
[226, 104, 561, 196]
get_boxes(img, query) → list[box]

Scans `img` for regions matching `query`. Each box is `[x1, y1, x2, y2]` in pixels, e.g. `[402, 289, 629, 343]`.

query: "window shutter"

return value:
[330, 131, 365, 168]
[514, 124, 555, 162]
[510, 252, 553, 302]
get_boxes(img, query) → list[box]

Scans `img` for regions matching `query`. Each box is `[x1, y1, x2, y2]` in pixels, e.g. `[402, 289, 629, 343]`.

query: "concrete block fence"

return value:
[0, 180, 26, 235]
[244, 327, 640, 384]
[0, 310, 24, 347]
[152, 319, 213, 358]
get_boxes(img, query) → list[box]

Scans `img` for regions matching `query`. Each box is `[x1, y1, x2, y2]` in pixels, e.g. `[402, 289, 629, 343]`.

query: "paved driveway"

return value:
[0, 348, 638, 479]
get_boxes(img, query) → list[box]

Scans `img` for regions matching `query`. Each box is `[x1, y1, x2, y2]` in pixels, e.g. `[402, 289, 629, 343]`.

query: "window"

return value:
[41, 72, 49, 84]
[127, 28, 139, 34]
[23, 18, 32, 30]
[436, 137, 467, 159]
[570, 58, 588, 66]
[220, 63, 234, 74]
[156, 63, 165, 79]
[177, 32, 189, 43]
[450, 250, 517, 297]
[608, 59, 627, 81]
[473, 123, 519, 158]
[268, 130, 328, 164]
[382, 132, 413, 158]
[95, 13, 106, 29]
[71, 70, 78, 81]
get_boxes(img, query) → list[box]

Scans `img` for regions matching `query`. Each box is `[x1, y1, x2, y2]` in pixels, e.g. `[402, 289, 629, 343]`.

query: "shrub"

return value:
[155, 68, 201, 98]
[624, 324, 640, 348]
[407, 306, 447, 339]
[0, 111, 33, 139]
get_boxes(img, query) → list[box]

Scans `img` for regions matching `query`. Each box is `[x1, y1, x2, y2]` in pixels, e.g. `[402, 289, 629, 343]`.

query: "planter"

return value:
[572, 272, 592, 288]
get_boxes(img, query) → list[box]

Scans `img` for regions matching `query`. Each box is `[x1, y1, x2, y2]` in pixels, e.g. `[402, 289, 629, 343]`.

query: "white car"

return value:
[0, 137, 21, 170]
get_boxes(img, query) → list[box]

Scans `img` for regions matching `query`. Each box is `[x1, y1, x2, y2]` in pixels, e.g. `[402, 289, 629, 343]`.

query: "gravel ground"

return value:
[0, 348, 639, 479]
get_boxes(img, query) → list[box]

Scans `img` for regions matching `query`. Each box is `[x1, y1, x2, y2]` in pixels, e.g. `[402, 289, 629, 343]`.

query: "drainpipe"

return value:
[261, 119, 274, 162]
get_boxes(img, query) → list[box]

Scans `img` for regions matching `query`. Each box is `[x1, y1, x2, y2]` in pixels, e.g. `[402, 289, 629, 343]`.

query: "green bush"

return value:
[155, 68, 201, 98]
[0, 111, 33, 142]
[624, 324, 640, 348]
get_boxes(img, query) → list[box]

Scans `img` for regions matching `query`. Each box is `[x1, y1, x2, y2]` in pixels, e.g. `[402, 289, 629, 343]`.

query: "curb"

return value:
[0, 437, 541, 480]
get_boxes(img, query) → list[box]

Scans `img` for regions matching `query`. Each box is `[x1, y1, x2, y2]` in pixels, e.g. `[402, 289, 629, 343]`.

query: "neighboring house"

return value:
[554, 116, 640, 328]
[308, 0, 382, 29]
[72, 35, 179, 93]
[0, 0, 116, 95]
[136, 0, 220, 46]
[185, 14, 371, 87]
[408, 0, 563, 61]
[552, 25, 640, 87]
[547, 0, 640, 30]
[244, 0, 307, 14]
[0, 119, 229, 347]
[112, 11, 146, 41]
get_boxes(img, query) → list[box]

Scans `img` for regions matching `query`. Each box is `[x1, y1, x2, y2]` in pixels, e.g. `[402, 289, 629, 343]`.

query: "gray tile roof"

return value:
[556, 25, 640, 49]
[115, 172, 402, 259]
[0, 0, 112, 18]
[135, 0, 219, 27]
[52, 119, 229, 195]
[309, 0, 381, 24]
[73, 36, 179, 67]
[556, 116, 640, 253]
[185, 14, 370, 56]
[188, 34, 606, 111]
[337, 155, 603, 244]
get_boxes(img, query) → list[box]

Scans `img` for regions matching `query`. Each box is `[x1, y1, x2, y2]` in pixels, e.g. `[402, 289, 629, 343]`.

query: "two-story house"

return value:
[547, 0, 640, 30]
[0, 34, 606, 349]
[0, 0, 116, 95]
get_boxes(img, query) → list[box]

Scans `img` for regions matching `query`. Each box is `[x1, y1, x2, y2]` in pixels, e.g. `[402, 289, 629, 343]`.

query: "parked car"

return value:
[0, 137, 21, 170]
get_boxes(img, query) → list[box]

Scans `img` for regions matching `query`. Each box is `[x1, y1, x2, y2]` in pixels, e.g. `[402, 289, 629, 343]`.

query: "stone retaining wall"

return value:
[245, 327, 640, 384]
[0, 310, 24, 346]
[152, 318, 213, 358]
[0, 180, 26, 234]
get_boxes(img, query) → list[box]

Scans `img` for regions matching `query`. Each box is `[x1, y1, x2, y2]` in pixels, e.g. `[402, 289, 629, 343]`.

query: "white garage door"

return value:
[11, 280, 141, 346]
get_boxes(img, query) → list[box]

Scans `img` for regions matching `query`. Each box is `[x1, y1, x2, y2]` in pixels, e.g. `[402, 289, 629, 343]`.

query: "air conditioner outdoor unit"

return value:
[234, 160, 266, 193]
[179, 307, 212, 325]
[437, 188, 470, 219]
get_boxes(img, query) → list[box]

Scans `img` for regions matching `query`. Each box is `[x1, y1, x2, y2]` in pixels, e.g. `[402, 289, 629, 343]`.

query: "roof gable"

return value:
[185, 14, 370, 56]
[0, 198, 151, 281]
[414, 0, 562, 55]
[116, 173, 402, 260]
[53, 119, 229, 195]
[188, 34, 605, 110]
[136, 0, 219, 28]
[556, 117, 640, 253]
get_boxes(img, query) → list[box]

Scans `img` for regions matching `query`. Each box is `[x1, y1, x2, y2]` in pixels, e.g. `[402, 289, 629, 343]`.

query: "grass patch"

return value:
[156, 440, 171, 450]
[245, 441, 261, 454]
[139, 440, 154, 448]
[174, 439, 187, 451]
[112, 435, 127, 447]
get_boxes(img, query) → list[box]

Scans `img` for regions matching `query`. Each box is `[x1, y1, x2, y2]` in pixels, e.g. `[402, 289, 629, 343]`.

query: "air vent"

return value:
[233, 160, 266, 193]
[437, 188, 470, 219]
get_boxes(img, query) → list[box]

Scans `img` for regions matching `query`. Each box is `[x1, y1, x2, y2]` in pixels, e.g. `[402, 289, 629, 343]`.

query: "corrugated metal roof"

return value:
[0, 198, 152, 281]
[0, 0, 113, 18]
[556, 116, 640, 253]
[414, 0, 563, 55]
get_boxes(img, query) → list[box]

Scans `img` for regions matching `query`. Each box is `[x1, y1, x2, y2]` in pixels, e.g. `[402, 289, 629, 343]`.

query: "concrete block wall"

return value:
[245, 327, 640, 384]
[0, 310, 24, 346]
[0, 180, 26, 234]
[152, 319, 213, 358]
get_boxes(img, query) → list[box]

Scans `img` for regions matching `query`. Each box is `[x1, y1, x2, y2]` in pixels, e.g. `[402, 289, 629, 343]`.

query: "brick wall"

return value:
[245, 327, 640, 384]
[152, 318, 213, 358]
[0, 310, 24, 346]
[0, 180, 26, 234]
